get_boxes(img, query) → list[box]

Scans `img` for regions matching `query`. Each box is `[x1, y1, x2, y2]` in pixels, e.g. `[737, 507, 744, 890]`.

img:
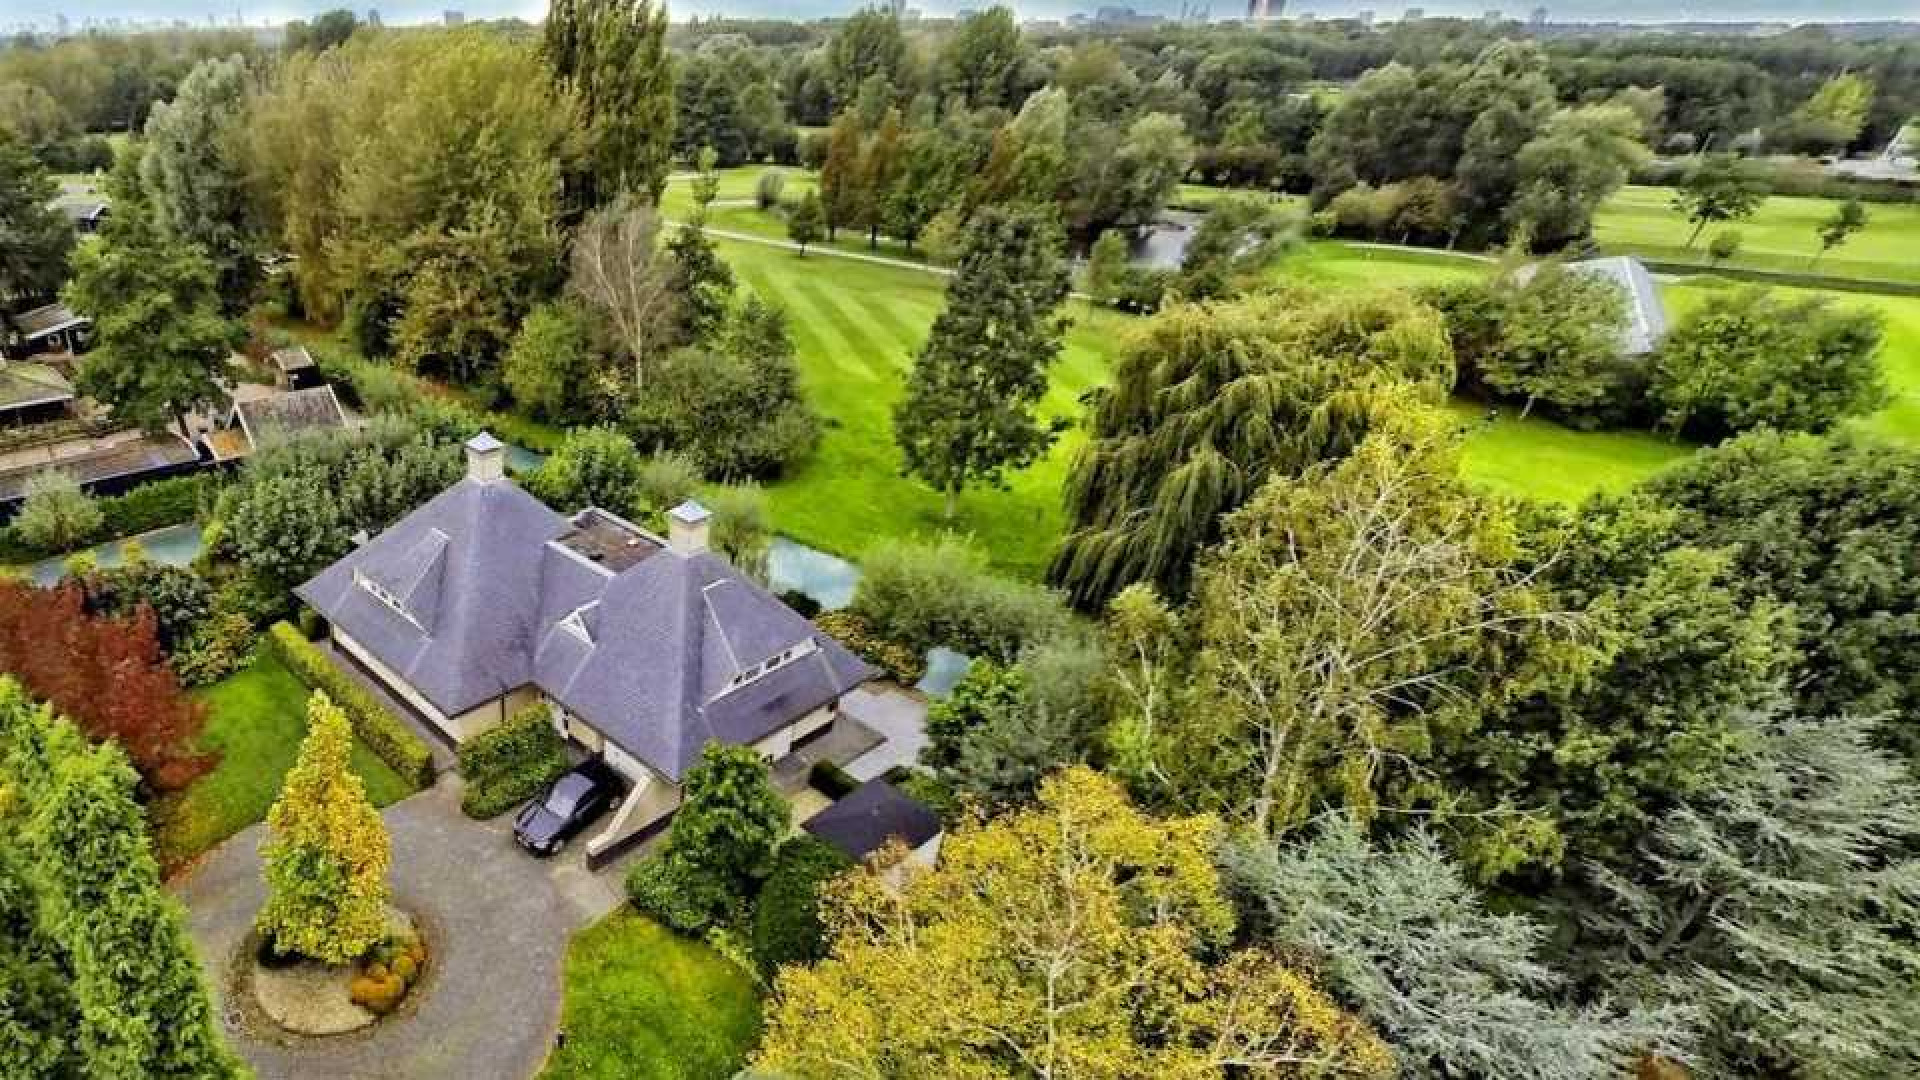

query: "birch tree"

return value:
[567, 194, 680, 396]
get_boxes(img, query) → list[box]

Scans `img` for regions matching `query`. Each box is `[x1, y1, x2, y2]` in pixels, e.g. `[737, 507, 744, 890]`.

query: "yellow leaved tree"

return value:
[754, 767, 1393, 1079]
[257, 690, 392, 964]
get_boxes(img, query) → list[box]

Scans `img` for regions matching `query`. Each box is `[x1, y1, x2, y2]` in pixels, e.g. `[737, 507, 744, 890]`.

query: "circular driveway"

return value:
[172, 780, 624, 1080]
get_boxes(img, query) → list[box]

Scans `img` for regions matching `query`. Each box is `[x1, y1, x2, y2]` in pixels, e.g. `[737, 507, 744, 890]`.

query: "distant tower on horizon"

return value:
[1530, 6, 1548, 27]
[367, 8, 382, 26]
[1245, 0, 1282, 19]
[1404, 7, 1425, 21]
[442, 9, 464, 24]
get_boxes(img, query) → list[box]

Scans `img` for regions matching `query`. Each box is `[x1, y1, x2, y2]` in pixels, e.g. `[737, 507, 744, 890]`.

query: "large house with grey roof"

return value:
[297, 433, 877, 859]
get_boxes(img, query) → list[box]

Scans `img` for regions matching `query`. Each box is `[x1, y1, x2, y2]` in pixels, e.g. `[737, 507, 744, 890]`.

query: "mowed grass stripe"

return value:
[794, 280, 912, 383]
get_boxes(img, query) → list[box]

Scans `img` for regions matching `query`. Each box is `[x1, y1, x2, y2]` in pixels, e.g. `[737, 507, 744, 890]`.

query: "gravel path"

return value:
[172, 779, 623, 1080]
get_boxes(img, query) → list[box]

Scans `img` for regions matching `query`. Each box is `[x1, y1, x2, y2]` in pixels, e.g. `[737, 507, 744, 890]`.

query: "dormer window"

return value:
[354, 568, 423, 631]
[722, 638, 818, 695]
[561, 604, 596, 645]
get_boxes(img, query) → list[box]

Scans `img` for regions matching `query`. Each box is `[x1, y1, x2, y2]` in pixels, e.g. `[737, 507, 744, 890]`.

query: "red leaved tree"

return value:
[0, 579, 213, 792]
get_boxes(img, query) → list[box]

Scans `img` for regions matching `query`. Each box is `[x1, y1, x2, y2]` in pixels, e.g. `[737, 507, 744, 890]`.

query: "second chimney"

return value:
[667, 500, 711, 555]
[465, 431, 506, 484]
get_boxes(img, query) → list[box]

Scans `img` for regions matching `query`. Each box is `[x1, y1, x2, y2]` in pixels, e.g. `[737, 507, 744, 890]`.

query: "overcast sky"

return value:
[17, 0, 1918, 29]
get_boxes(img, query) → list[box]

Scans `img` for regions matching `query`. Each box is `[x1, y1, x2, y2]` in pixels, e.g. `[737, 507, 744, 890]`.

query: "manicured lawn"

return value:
[714, 220, 1920, 565]
[1280, 240, 1488, 290]
[153, 645, 416, 869]
[1447, 402, 1692, 503]
[539, 910, 763, 1080]
[1594, 184, 1920, 286]
[721, 234, 1126, 579]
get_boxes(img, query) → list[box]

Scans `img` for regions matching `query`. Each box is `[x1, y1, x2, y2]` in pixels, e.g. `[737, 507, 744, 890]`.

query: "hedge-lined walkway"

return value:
[174, 780, 624, 1080]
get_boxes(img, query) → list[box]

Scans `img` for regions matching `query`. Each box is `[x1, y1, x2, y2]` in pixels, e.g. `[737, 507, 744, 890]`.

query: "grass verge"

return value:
[539, 911, 763, 1080]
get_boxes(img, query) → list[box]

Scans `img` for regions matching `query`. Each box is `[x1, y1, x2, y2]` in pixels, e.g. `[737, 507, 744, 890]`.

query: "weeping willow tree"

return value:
[1049, 288, 1456, 610]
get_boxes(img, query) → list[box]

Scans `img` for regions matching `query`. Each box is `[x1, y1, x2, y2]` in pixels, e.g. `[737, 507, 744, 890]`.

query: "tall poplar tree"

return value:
[544, 0, 674, 210]
[892, 207, 1070, 520]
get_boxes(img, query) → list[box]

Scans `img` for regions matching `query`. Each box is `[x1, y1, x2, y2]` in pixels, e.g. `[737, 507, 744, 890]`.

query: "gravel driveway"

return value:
[172, 779, 623, 1080]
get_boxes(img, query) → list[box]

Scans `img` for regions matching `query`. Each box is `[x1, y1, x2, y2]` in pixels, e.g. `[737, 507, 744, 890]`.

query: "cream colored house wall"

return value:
[334, 627, 448, 730]
[446, 685, 538, 742]
[750, 704, 835, 761]
[331, 628, 534, 745]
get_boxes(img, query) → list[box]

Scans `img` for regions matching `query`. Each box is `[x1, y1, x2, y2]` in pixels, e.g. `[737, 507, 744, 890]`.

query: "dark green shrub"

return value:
[626, 856, 734, 935]
[778, 589, 822, 619]
[750, 835, 852, 976]
[82, 560, 213, 651]
[171, 613, 255, 687]
[97, 474, 217, 539]
[456, 704, 569, 819]
[808, 760, 858, 799]
[267, 621, 435, 787]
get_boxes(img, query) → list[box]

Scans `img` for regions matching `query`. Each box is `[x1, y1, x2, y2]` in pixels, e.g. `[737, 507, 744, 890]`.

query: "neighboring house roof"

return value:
[1513, 256, 1668, 357]
[0, 363, 76, 412]
[297, 443, 876, 781]
[803, 780, 942, 861]
[235, 385, 348, 449]
[57, 200, 108, 225]
[8, 303, 89, 343]
[271, 345, 317, 374]
[0, 434, 199, 503]
[1571, 256, 1668, 357]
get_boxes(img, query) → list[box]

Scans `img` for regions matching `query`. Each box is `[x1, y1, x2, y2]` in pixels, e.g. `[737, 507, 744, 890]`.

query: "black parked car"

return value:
[513, 760, 627, 856]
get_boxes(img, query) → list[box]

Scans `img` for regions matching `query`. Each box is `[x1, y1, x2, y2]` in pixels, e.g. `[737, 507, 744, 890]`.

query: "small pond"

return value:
[767, 536, 861, 611]
[1131, 209, 1205, 269]
[916, 647, 972, 699]
[30, 523, 206, 586]
[504, 443, 547, 474]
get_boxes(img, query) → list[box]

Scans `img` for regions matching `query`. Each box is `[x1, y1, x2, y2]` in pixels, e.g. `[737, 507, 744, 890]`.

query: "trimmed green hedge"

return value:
[266, 621, 436, 788]
[99, 474, 217, 539]
[0, 472, 218, 566]
[750, 835, 852, 976]
[457, 703, 569, 819]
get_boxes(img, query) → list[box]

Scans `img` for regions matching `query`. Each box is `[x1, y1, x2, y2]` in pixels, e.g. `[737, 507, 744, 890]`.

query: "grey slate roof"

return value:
[297, 478, 573, 719]
[1513, 256, 1668, 357]
[298, 472, 877, 782]
[1568, 256, 1668, 357]
[803, 780, 942, 860]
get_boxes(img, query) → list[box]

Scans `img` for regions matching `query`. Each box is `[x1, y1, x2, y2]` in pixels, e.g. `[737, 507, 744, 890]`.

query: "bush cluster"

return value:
[349, 933, 430, 1016]
[267, 621, 436, 788]
[808, 760, 859, 799]
[456, 704, 570, 819]
[813, 610, 925, 684]
[850, 537, 1074, 663]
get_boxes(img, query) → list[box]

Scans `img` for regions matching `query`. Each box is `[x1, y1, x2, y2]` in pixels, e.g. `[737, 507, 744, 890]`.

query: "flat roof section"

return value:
[555, 508, 664, 574]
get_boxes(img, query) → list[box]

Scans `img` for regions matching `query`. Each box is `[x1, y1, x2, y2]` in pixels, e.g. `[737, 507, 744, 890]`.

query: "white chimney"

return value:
[465, 431, 506, 484]
[667, 500, 711, 555]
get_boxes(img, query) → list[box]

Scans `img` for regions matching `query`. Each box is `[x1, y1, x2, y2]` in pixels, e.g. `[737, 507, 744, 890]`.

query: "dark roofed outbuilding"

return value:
[803, 780, 942, 862]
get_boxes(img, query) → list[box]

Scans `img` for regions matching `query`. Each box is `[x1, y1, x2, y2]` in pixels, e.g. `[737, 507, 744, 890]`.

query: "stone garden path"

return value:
[172, 779, 623, 1080]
